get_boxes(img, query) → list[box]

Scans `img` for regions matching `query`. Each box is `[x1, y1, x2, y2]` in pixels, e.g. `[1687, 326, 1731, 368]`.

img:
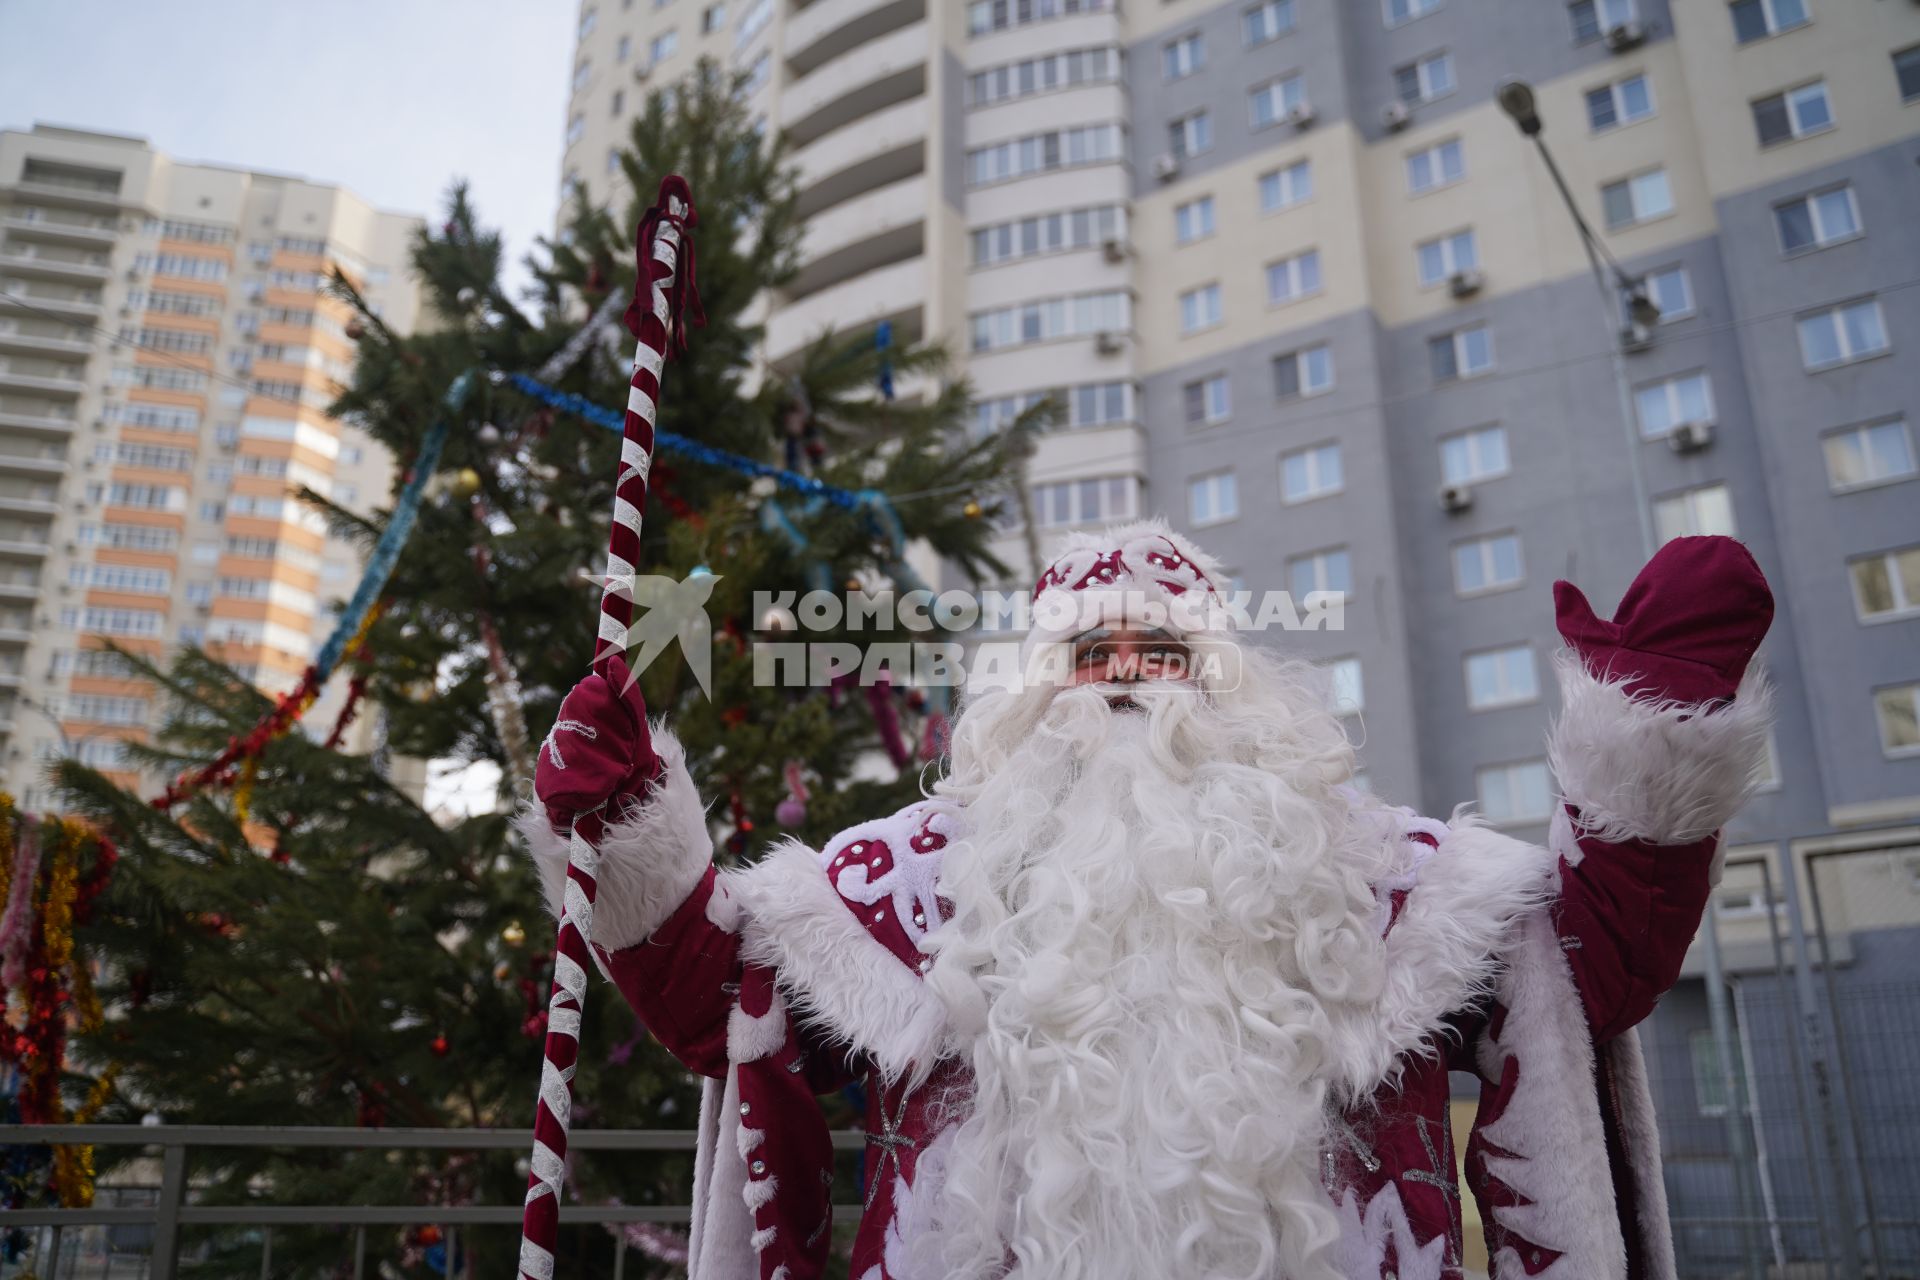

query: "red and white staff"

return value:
[518, 175, 702, 1280]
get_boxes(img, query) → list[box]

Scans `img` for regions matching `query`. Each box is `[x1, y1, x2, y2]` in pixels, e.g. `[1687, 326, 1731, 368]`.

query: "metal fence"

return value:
[0, 1124, 869, 1280]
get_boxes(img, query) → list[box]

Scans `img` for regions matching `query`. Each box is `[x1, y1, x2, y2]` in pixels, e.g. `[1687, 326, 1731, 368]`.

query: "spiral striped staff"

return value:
[517, 175, 702, 1280]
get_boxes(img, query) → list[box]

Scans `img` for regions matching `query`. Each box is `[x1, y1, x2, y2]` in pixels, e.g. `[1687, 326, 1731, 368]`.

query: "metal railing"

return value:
[0, 1124, 870, 1279]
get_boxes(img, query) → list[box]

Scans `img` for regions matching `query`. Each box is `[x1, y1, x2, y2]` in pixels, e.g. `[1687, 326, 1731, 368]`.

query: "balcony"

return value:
[766, 254, 925, 367]
[0, 246, 114, 284]
[785, 0, 922, 75]
[782, 21, 927, 147]
[0, 627, 28, 647]
[0, 280, 103, 318]
[791, 174, 926, 297]
[0, 321, 92, 359]
[0, 538, 50, 560]
[0, 405, 79, 436]
[793, 95, 927, 219]
[0, 358, 86, 397]
[0, 446, 67, 478]
[0, 579, 38, 603]
[2, 211, 119, 247]
[0, 492, 60, 518]
[6, 179, 127, 214]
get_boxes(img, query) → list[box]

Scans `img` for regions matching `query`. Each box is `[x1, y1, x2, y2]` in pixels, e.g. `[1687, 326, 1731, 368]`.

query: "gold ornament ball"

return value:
[450, 468, 483, 500]
[501, 920, 527, 948]
[962, 500, 984, 520]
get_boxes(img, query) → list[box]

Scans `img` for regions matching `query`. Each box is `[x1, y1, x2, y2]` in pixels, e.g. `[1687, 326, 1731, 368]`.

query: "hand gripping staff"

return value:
[518, 175, 702, 1280]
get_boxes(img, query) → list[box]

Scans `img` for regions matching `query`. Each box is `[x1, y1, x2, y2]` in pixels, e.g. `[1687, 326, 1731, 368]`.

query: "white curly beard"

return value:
[910, 657, 1396, 1280]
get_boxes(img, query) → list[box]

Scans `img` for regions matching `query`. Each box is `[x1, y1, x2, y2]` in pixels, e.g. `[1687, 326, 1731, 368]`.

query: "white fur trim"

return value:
[750, 1226, 778, 1253]
[1478, 909, 1627, 1280]
[1328, 814, 1559, 1098]
[726, 842, 948, 1083]
[736, 1120, 764, 1161]
[743, 1173, 779, 1212]
[687, 1076, 720, 1279]
[728, 992, 789, 1064]
[694, 1068, 758, 1280]
[1548, 654, 1773, 846]
[1608, 1029, 1679, 1280]
[514, 727, 716, 953]
[1330, 1182, 1450, 1280]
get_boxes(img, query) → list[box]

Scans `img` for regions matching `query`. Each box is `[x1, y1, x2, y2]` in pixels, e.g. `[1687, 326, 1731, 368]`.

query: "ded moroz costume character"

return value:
[520, 519, 1774, 1280]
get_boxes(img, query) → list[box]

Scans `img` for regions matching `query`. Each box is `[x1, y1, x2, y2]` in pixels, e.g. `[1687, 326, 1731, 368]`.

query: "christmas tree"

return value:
[47, 57, 1021, 1277]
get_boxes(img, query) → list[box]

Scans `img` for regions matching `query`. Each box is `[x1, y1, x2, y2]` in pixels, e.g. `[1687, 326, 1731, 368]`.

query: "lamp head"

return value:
[1497, 80, 1542, 136]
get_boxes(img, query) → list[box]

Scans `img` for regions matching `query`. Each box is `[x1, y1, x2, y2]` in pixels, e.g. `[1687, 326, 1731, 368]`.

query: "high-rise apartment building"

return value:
[563, 1, 1920, 1261]
[0, 125, 422, 810]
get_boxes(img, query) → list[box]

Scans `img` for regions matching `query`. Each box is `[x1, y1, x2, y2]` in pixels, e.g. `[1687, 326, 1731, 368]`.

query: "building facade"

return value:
[0, 125, 422, 809]
[564, 0, 1920, 1265]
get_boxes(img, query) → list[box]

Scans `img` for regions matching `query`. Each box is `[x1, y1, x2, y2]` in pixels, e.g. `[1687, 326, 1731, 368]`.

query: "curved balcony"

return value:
[790, 175, 925, 298]
[785, 0, 923, 76]
[793, 96, 927, 218]
[0, 281, 103, 318]
[0, 322, 92, 359]
[0, 359, 85, 398]
[0, 249, 113, 285]
[782, 20, 927, 148]
[2, 214, 120, 248]
[766, 255, 925, 367]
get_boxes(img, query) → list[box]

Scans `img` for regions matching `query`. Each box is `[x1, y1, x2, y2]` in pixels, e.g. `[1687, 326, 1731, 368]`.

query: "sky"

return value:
[0, 0, 574, 297]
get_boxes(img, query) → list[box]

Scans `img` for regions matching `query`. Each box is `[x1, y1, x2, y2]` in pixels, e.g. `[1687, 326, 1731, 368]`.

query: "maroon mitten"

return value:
[1554, 536, 1774, 705]
[535, 654, 662, 827]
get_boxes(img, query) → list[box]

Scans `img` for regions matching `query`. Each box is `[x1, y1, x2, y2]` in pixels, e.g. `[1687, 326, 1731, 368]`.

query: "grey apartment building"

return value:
[561, 0, 1920, 1266]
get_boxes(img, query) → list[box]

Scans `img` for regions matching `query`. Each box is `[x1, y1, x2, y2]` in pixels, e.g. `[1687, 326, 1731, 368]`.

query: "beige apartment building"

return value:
[0, 124, 422, 810]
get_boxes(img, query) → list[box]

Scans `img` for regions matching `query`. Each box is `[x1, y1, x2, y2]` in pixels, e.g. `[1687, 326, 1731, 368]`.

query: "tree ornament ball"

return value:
[477, 422, 503, 445]
[456, 286, 478, 308]
[430, 1033, 450, 1057]
[501, 920, 527, 948]
[776, 796, 807, 827]
[759, 603, 797, 633]
[963, 499, 984, 520]
[449, 467, 483, 500]
[344, 317, 366, 341]
[493, 960, 512, 981]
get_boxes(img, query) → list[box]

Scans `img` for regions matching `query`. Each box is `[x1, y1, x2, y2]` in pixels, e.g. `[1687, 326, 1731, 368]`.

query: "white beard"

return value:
[912, 659, 1397, 1280]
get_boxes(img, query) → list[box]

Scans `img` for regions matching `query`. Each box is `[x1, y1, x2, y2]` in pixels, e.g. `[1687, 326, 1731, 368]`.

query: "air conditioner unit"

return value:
[1668, 420, 1713, 453]
[1152, 152, 1182, 182]
[1094, 330, 1124, 356]
[1620, 320, 1655, 353]
[1101, 236, 1128, 264]
[633, 61, 653, 81]
[1287, 102, 1318, 128]
[1448, 269, 1485, 299]
[1606, 20, 1647, 50]
[1439, 483, 1474, 514]
[1382, 101, 1412, 132]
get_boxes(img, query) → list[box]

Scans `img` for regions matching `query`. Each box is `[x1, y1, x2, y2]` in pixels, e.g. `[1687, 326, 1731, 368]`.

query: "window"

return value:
[1634, 372, 1714, 438]
[607, 147, 622, 174]
[1326, 658, 1365, 716]
[1250, 75, 1307, 129]
[1164, 32, 1204, 80]
[1417, 229, 1477, 288]
[1170, 111, 1212, 158]
[1184, 374, 1232, 425]
[1466, 645, 1539, 710]
[971, 291, 1130, 352]
[1274, 344, 1334, 398]
[1282, 442, 1343, 503]
[967, 0, 1111, 36]
[1775, 186, 1861, 254]
[1454, 532, 1523, 594]
[1430, 324, 1494, 382]
[1875, 683, 1920, 757]
[1635, 265, 1693, 322]
[1476, 761, 1553, 825]
[1259, 159, 1313, 213]
[1288, 547, 1351, 598]
[1687, 1028, 1749, 1116]
[1587, 74, 1654, 131]
[1441, 425, 1509, 485]
[1189, 471, 1239, 525]
[1180, 283, 1223, 335]
[566, 113, 585, 145]
[1824, 419, 1916, 492]
[1653, 484, 1736, 543]
[1798, 299, 1889, 370]
[611, 88, 625, 116]
[1753, 81, 1833, 146]
[971, 205, 1125, 267]
[1033, 476, 1138, 528]
[966, 125, 1126, 185]
[1731, 0, 1808, 43]
[1601, 169, 1673, 228]
[1406, 139, 1465, 194]
[650, 29, 679, 62]
[1385, 0, 1441, 26]
[1395, 52, 1455, 105]
[1244, 0, 1295, 46]
[1849, 545, 1920, 621]
[968, 47, 1120, 107]
[579, 6, 598, 37]
[1897, 46, 1920, 103]
[1569, 0, 1633, 42]
[1175, 196, 1216, 245]
[703, 3, 726, 32]
[574, 59, 593, 93]
[1266, 249, 1322, 305]
[975, 384, 1132, 438]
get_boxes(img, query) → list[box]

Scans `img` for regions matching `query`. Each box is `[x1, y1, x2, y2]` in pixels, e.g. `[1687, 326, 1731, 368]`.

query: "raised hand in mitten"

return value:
[535, 654, 663, 830]
[1554, 535, 1774, 706]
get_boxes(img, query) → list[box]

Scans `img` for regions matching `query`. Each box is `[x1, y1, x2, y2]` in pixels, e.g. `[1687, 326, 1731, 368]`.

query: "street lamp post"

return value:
[1496, 80, 1659, 561]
